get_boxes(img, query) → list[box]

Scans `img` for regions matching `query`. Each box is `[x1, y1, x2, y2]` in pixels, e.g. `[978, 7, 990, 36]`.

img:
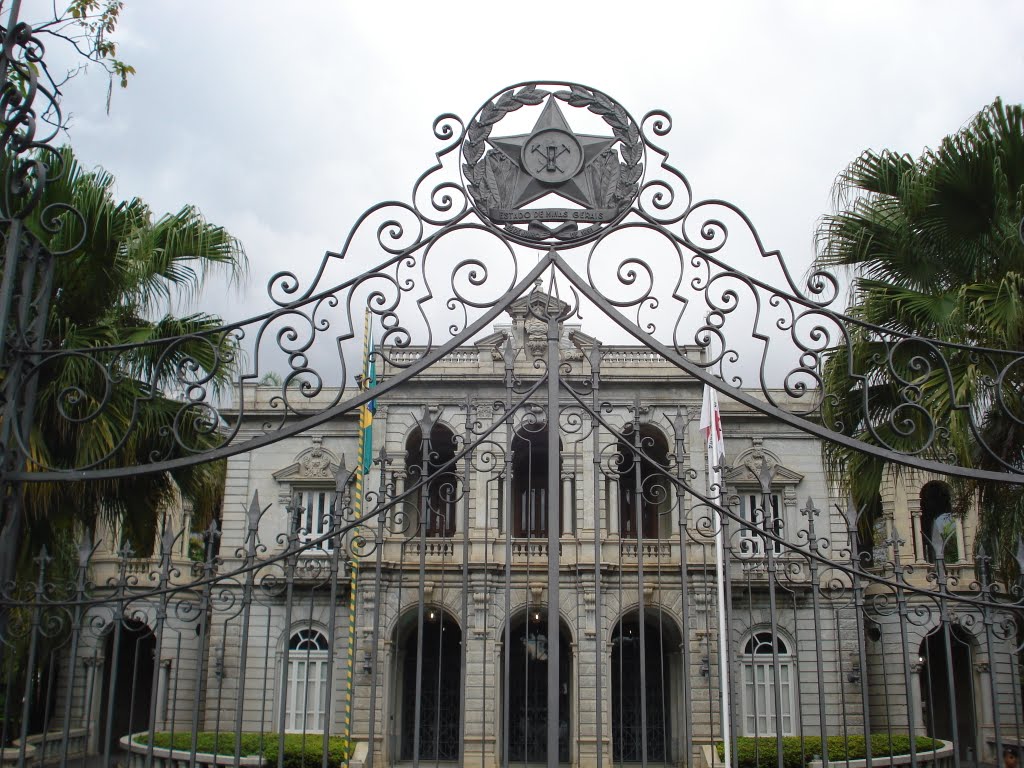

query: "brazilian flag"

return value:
[358, 323, 376, 477]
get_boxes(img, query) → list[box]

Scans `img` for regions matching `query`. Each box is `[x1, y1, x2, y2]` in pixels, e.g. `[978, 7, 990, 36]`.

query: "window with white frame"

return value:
[284, 628, 330, 733]
[741, 631, 795, 736]
[293, 489, 334, 550]
[737, 492, 783, 556]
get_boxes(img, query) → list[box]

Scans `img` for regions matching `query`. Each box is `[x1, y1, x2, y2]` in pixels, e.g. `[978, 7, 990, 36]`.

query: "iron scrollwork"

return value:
[0, 80, 1015, 483]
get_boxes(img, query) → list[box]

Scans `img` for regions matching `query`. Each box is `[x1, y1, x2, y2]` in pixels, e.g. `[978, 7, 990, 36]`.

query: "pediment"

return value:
[273, 443, 340, 483]
[724, 462, 804, 487]
[475, 330, 510, 360]
[568, 329, 601, 356]
[507, 287, 570, 320]
[474, 330, 509, 349]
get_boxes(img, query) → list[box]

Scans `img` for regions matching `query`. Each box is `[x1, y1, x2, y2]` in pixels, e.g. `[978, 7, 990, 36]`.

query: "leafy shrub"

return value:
[716, 734, 942, 768]
[136, 732, 352, 767]
[264, 733, 352, 768]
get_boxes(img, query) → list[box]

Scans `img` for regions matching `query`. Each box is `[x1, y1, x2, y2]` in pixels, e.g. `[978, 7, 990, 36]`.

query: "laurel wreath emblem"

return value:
[462, 84, 644, 216]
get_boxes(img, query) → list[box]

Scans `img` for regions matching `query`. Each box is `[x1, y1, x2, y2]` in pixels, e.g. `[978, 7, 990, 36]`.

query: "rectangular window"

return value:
[515, 487, 549, 538]
[738, 493, 783, 556]
[297, 490, 333, 550]
[742, 660, 794, 736]
[285, 655, 328, 732]
[496, 477, 504, 533]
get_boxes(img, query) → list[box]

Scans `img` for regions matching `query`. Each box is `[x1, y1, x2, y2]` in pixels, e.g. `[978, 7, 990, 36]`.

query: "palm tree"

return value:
[12, 145, 247, 563]
[815, 98, 1024, 574]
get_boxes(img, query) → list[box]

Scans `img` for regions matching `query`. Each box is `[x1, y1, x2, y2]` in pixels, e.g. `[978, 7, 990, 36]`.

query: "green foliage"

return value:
[267, 733, 352, 768]
[941, 519, 960, 563]
[8, 1, 135, 121]
[12, 146, 246, 559]
[814, 98, 1024, 577]
[63, 1, 135, 87]
[137, 732, 353, 767]
[717, 734, 942, 768]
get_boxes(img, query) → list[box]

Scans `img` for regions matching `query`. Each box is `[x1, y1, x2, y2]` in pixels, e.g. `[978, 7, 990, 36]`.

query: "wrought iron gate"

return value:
[2, 13, 1024, 768]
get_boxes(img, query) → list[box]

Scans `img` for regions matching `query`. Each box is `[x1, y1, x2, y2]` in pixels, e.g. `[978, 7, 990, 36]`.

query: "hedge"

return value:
[136, 732, 352, 768]
[716, 734, 942, 768]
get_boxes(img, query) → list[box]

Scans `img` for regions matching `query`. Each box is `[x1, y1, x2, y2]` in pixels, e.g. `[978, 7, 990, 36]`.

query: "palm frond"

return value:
[816, 98, 1024, 577]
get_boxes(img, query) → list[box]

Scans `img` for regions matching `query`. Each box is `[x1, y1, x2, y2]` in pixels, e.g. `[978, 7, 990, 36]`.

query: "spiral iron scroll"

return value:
[0, 79, 1020, 484]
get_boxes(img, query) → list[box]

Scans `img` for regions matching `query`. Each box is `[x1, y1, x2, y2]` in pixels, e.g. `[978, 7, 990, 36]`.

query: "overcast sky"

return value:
[26, 0, 1024, 380]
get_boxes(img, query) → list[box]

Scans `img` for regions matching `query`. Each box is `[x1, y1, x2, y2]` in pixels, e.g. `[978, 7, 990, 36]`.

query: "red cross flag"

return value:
[700, 383, 725, 465]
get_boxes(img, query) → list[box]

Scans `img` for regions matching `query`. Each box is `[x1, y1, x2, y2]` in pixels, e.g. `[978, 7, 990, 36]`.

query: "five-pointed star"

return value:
[488, 97, 617, 210]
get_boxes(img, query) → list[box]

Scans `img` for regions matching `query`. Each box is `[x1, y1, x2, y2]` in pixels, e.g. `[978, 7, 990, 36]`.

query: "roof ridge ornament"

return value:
[463, 82, 643, 247]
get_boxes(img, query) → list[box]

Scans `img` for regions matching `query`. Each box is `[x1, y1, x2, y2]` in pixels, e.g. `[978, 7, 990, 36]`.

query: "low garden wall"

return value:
[120, 735, 266, 768]
[121, 732, 357, 768]
[1, 729, 89, 768]
[700, 738, 954, 768]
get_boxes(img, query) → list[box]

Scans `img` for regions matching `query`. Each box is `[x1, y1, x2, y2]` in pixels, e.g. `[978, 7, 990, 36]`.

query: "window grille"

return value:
[738, 493, 783, 556]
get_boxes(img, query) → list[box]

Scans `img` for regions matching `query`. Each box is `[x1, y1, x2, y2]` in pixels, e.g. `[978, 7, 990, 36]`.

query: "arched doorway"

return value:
[611, 610, 681, 763]
[98, 619, 155, 748]
[503, 610, 571, 763]
[919, 627, 977, 764]
[395, 609, 462, 761]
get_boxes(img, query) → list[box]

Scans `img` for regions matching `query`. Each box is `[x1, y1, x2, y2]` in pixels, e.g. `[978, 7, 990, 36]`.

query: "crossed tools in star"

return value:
[531, 141, 571, 174]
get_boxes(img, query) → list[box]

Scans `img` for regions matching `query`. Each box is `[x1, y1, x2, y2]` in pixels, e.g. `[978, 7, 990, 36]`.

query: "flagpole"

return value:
[702, 382, 732, 768]
[343, 307, 374, 756]
[712, 433, 732, 768]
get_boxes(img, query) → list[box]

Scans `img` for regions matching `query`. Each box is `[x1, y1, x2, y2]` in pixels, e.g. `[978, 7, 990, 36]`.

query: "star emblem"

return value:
[488, 97, 618, 210]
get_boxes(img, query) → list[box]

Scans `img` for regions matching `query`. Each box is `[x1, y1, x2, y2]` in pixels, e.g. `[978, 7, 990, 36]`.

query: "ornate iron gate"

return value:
[2, 13, 1024, 768]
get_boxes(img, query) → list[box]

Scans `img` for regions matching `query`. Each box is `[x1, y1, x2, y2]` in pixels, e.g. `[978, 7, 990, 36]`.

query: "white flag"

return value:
[699, 383, 725, 463]
[701, 380, 732, 768]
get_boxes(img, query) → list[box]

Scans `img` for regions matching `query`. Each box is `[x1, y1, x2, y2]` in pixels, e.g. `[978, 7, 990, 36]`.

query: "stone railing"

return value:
[511, 539, 562, 558]
[620, 540, 673, 559]
[2, 729, 88, 767]
[408, 539, 455, 558]
[602, 349, 674, 366]
[387, 349, 480, 365]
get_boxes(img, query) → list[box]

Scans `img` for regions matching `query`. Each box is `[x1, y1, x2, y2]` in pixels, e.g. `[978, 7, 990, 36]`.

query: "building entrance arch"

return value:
[98, 619, 155, 752]
[502, 610, 571, 764]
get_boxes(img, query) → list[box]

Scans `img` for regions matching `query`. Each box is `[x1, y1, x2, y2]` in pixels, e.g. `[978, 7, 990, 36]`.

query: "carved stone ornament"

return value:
[463, 83, 644, 247]
[724, 443, 805, 488]
[299, 437, 334, 478]
[272, 438, 340, 490]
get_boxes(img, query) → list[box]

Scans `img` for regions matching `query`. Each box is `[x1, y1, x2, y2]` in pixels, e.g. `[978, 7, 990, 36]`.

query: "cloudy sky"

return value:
[26, 0, 1024, 378]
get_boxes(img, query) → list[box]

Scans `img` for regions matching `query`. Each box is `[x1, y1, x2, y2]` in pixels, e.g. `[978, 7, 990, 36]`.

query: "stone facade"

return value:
[55, 302, 1022, 768]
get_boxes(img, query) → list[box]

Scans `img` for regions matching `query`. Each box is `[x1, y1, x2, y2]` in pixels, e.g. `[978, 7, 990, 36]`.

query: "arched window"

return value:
[741, 631, 795, 737]
[920, 481, 957, 563]
[512, 425, 563, 538]
[284, 628, 330, 733]
[405, 425, 459, 537]
[617, 426, 671, 539]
